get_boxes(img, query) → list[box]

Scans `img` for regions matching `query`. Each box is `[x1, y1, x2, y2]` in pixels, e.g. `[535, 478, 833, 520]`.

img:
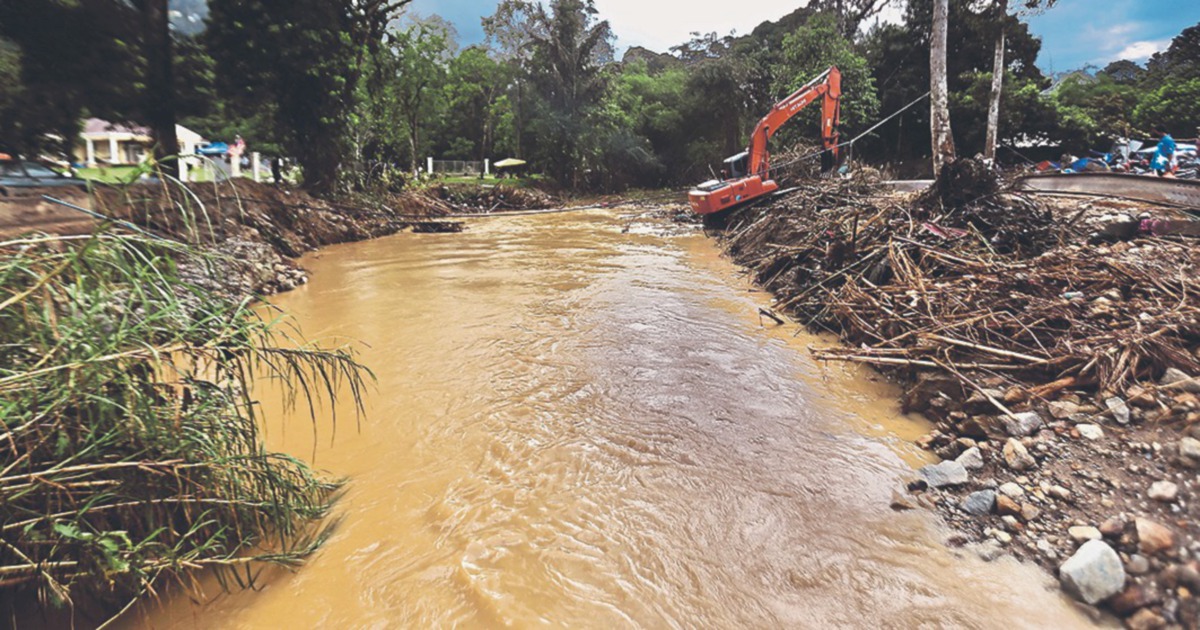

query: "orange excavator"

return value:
[688, 66, 842, 215]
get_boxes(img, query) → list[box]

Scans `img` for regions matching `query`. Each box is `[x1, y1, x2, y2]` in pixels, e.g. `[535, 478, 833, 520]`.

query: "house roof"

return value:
[82, 118, 150, 137]
[80, 118, 206, 145]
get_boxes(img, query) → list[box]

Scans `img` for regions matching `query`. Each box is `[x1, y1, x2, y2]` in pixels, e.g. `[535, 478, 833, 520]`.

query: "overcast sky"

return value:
[406, 0, 1200, 72]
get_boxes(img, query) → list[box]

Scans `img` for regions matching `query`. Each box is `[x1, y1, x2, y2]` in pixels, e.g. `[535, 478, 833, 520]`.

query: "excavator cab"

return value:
[723, 152, 749, 180]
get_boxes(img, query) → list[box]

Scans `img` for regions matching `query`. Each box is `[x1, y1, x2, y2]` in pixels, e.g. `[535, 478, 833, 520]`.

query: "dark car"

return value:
[0, 160, 89, 197]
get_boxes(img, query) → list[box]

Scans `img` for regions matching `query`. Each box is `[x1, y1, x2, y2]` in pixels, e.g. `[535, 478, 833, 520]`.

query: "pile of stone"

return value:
[896, 366, 1200, 627]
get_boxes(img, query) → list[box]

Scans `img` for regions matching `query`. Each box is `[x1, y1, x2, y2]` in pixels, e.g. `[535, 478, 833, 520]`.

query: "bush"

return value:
[0, 227, 368, 622]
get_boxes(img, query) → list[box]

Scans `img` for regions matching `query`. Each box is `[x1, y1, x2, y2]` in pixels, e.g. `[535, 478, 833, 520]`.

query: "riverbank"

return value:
[715, 162, 1199, 628]
[0, 178, 558, 626]
[0, 179, 558, 298]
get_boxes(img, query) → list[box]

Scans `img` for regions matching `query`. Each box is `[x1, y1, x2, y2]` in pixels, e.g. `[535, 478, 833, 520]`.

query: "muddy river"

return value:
[135, 209, 1094, 628]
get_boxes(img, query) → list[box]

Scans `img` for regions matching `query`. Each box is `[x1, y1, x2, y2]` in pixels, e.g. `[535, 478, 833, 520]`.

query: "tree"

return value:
[138, 0, 179, 177]
[443, 47, 511, 161]
[0, 0, 144, 158]
[1099, 59, 1144, 85]
[774, 13, 880, 131]
[809, 0, 893, 37]
[983, 0, 1008, 160]
[525, 0, 614, 186]
[483, 1, 539, 158]
[930, 0, 955, 173]
[385, 17, 455, 173]
[206, 0, 410, 194]
[861, 0, 1048, 166]
[1147, 22, 1200, 82]
[985, 0, 1056, 160]
[1134, 78, 1200, 137]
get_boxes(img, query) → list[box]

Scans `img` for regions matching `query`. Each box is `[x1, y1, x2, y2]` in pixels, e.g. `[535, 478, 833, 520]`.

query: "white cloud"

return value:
[1114, 39, 1169, 61]
[593, 0, 814, 52]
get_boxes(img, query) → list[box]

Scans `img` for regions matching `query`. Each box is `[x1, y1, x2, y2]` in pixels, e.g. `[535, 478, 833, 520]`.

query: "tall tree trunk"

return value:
[143, 0, 179, 178]
[984, 0, 1008, 161]
[929, 0, 955, 176]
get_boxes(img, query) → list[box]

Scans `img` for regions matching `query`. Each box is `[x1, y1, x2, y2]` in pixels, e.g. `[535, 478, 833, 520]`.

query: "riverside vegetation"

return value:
[0, 182, 374, 625]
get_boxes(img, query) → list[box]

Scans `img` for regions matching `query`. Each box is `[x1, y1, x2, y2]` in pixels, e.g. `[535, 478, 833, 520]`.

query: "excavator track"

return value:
[1015, 173, 1200, 209]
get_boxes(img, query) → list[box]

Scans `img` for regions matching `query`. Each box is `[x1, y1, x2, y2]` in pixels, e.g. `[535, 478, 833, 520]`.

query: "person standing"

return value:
[1151, 126, 1177, 177]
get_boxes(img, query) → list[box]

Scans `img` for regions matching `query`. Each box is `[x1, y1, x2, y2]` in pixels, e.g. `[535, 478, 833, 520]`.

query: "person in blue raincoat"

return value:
[1151, 126, 1177, 177]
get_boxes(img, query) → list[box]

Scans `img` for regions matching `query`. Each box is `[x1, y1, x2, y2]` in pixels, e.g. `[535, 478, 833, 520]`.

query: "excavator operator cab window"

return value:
[723, 152, 749, 180]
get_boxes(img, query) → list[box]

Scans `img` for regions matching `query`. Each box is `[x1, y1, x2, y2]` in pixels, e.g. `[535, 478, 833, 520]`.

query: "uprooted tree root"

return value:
[0, 228, 370, 625]
[721, 159, 1200, 400]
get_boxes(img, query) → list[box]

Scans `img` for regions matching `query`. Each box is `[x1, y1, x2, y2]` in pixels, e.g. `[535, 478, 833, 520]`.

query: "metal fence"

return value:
[430, 160, 484, 176]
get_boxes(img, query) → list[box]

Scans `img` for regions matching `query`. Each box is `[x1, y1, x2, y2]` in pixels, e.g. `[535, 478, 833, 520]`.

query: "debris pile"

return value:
[720, 158, 1200, 624]
[724, 160, 1198, 396]
[426, 183, 555, 213]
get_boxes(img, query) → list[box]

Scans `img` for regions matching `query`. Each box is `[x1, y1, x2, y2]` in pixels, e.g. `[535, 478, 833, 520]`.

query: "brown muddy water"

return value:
[133, 209, 1095, 628]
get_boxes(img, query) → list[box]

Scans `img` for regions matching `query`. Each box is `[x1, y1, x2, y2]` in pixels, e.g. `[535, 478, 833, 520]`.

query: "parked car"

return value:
[0, 160, 89, 197]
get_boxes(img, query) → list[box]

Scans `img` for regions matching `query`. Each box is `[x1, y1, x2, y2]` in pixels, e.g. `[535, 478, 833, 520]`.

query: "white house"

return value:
[74, 118, 206, 167]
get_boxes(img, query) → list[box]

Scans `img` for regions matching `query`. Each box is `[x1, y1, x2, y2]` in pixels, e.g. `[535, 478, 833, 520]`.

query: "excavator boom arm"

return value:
[747, 66, 842, 177]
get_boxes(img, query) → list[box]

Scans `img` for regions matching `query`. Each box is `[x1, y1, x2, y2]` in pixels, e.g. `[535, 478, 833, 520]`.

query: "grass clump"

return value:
[0, 226, 369, 624]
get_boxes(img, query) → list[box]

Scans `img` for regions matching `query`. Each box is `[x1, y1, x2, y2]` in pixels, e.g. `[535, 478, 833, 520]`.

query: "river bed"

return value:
[133, 208, 1095, 628]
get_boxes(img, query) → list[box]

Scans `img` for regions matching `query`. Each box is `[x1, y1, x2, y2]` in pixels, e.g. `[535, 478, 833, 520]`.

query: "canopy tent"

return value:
[493, 158, 526, 169]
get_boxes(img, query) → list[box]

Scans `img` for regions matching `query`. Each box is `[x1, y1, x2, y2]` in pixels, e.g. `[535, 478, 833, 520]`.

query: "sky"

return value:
[406, 0, 1200, 72]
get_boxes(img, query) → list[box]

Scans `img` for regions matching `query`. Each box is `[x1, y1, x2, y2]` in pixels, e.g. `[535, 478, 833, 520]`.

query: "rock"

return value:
[1108, 584, 1161, 616]
[1058, 539, 1126, 605]
[1068, 526, 1102, 543]
[1125, 554, 1151, 575]
[961, 490, 997, 516]
[1126, 385, 1157, 408]
[1148, 480, 1178, 503]
[1179, 437, 1200, 468]
[1099, 517, 1125, 538]
[902, 373, 964, 413]
[999, 482, 1025, 498]
[1076, 423, 1104, 440]
[1162, 367, 1200, 393]
[1003, 411, 1044, 437]
[956, 447, 984, 470]
[1020, 503, 1041, 522]
[1003, 386, 1029, 404]
[1105, 397, 1131, 424]
[993, 530, 1012, 544]
[958, 415, 1004, 440]
[1048, 401, 1080, 419]
[996, 494, 1022, 517]
[1125, 608, 1167, 630]
[963, 388, 1004, 414]
[1178, 564, 1200, 591]
[1135, 518, 1175, 555]
[890, 489, 917, 511]
[969, 539, 1005, 562]
[918, 460, 969, 488]
[1047, 485, 1072, 501]
[1003, 438, 1036, 471]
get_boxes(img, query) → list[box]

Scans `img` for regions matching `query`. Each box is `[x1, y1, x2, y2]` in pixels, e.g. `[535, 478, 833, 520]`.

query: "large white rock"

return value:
[1059, 539, 1126, 604]
[956, 447, 984, 470]
[919, 460, 969, 488]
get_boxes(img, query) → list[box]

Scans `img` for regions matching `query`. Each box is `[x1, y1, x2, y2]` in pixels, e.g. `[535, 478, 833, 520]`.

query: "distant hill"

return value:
[620, 46, 683, 73]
